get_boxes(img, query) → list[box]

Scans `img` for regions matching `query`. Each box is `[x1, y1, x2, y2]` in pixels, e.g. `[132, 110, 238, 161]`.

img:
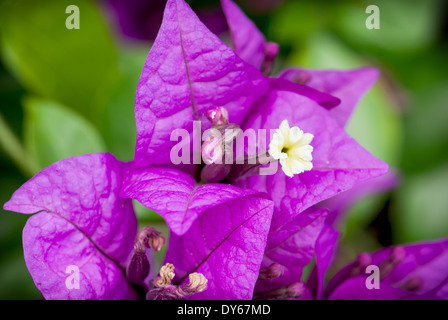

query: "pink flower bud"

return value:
[206, 106, 229, 127]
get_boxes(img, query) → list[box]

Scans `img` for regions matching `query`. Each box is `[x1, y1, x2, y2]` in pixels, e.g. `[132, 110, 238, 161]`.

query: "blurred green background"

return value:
[0, 0, 447, 299]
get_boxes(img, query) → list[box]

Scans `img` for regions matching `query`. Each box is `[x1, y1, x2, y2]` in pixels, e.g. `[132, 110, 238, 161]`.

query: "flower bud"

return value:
[389, 246, 406, 265]
[293, 71, 311, 85]
[200, 163, 232, 183]
[380, 246, 406, 279]
[253, 282, 305, 300]
[136, 226, 165, 252]
[349, 252, 372, 276]
[402, 276, 423, 291]
[200, 123, 241, 182]
[201, 135, 224, 165]
[258, 263, 285, 280]
[260, 42, 279, 75]
[126, 250, 150, 285]
[126, 227, 165, 285]
[206, 106, 229, 127]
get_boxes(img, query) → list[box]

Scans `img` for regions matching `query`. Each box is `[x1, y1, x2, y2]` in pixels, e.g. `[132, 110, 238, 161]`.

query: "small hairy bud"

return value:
[258, 263, 285, 280]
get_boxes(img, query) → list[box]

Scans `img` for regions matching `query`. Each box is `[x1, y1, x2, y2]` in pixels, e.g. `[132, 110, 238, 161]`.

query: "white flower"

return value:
[268, 120, 314, 178]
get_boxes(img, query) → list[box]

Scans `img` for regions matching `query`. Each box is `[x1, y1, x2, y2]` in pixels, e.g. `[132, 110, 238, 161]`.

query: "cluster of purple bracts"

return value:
[4, 0, 448, 300]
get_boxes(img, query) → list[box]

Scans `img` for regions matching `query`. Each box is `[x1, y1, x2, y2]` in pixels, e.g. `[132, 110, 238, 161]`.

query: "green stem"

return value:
[0, 112, 36, 177]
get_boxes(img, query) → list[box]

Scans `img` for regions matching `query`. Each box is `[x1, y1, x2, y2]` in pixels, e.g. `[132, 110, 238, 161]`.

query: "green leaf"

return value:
[393, 164, 448, 243]
[0, 0, 119, 125]
[0, 175, 42, 299]
[297, 32, 368, 69]
[133, 200, 165, 223]
[101, 48, 150, 161]
[268, 1, 332, 46]
[0, 112, 37, 177]
[23, 96, 106, 172]
[346, 86, 402, 168]
[401, 81, 448, 174]
[333, 0, 443, 53]
[0, 251, 42, 299]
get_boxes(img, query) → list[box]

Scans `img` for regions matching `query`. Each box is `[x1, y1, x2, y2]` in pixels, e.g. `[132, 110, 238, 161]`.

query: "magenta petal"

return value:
[220, 0, 265, 69]
[236, 89, 389, 230]
[3, 153, 138, 300]
[255, 208, 328, 293]
[164, 196, 274, 299]
[306, 224, 339, 299]
[134, 0, 268, 168]
[279, 67, 379, 127]
[327, 277, 412, 300]
[268, 78, 341, 109]
[317, 170, 400, 226]
[120, 166, 261, 235]
[375, 239, 448, 299]
[22, 213, 137, 300]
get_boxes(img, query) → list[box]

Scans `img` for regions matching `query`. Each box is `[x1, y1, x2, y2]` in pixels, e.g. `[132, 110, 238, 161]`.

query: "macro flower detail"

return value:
[269, 119, 314, 178]
[2, 0, 415, 301]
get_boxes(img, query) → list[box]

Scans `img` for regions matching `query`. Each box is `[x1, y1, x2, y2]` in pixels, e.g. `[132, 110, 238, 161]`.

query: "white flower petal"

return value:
[280, 158, 294, 177]
[269, 119, 314, 177]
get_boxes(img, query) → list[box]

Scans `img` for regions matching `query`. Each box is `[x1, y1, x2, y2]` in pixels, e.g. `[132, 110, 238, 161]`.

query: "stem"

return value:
[0, 112, 36, 177]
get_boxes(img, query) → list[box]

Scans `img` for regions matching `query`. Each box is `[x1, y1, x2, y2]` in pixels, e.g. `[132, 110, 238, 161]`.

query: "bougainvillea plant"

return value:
[4, 0, 448, 300]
